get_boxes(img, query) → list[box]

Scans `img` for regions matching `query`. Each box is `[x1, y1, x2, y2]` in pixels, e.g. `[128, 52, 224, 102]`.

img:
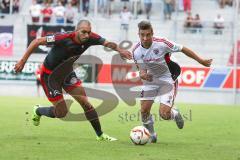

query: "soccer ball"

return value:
[130, 126, 151, 145]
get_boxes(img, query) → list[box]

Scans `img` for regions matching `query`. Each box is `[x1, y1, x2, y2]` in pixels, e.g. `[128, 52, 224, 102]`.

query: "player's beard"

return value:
[81, 38, 88, 43]
[81, 38, 89, 43]
[142, 41, 152, 49]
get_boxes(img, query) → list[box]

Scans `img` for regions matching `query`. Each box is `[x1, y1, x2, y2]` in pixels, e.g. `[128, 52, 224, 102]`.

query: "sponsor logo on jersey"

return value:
[153, 48, 159, 55]
[46, 35, 55, 42]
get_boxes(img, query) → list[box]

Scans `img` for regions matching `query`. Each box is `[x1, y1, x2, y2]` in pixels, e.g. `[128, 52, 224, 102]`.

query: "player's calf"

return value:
[85, 106, 103, 137]
[34, 105, 55, 118]
[52, 100, 69, 118]
[159, 104, 184, 129]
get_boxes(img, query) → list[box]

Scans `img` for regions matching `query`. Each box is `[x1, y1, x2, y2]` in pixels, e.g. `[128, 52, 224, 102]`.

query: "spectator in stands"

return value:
[71, 0, 78, 6]
[36, 0, 43, 4]
[120, 6, 132, 40]
[106, 0, 114, 17]
[53, 1, 65, 24]
[0, 1, 4, 14]
[46, 0, 53, 3]
[60, 0, 68, 6]
[144, 0, 152, 19]
[82, 0, 89, 17]
[213, 14, 224, 34]
[98, 0, 107, 16]
[219, 0, 233, 8]
[41, 2, 53, 23]
[0, 1, 4, 18]
[29, 0, 42, 23]
[1, 0, 10, 14]
[132, 0, 142, 19]
[184, 11, 193, 30]
[183, 0, 191, 12]
[178, 0, 184, 11]
[12, 0, 20, 13]
[65, 3, 75, 24]
[192, 14, 202, 32]
[164, 0, 174, 20]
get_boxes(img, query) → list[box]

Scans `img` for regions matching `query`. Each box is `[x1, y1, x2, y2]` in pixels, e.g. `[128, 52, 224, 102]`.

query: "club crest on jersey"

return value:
[70, 77, 78, 84]
[49, 90, 61, 96]
[153, 48, 159, 55]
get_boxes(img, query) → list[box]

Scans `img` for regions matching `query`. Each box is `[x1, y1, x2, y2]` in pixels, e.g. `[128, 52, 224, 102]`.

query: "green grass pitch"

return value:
[0, 96, 240, 160]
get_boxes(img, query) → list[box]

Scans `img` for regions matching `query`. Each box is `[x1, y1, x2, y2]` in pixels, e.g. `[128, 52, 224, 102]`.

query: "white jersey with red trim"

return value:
[133, 37, 183, 83]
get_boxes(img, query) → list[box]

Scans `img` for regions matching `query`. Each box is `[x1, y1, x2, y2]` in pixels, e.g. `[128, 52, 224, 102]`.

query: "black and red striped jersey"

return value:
[43, 31, 105, 70]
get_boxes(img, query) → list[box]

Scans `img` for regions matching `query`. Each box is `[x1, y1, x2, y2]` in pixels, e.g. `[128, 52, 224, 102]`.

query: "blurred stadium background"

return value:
[0, 0, 239, 104]
[0, 0, 240, 159]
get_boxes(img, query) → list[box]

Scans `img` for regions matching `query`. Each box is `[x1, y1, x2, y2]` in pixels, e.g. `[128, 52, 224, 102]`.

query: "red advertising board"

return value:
[97, 64, 141, 84]
[223, 69, 240, 89]
[97, 64, 239, 89]
[0, 26, 13, 56]
[178, 67, 210, 87]
[228, 40, 240, 66]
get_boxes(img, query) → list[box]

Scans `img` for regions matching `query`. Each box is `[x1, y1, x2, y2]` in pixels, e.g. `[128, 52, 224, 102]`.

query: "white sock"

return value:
[171, 108, 179, 120]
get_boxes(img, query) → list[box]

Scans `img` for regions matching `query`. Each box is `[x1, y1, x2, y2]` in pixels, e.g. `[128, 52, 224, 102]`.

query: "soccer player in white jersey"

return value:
[132, 21, 212, 143]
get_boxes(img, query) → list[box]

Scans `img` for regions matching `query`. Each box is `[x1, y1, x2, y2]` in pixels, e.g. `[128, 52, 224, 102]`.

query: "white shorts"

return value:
[139, 79, 178, 107]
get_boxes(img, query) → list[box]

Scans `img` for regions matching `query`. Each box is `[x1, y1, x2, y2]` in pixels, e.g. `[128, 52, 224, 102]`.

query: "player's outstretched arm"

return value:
[14, 37, 47, 73]
[102, 40, 132, 60]
[181, 46, 213, 67]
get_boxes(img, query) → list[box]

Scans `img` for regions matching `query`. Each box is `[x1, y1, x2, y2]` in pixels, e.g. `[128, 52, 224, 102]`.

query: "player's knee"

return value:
[141, 107, 150, 114]
[81, 101, 93, 111]
[55, 108, 68, 118]
[53, 100, 69, 118]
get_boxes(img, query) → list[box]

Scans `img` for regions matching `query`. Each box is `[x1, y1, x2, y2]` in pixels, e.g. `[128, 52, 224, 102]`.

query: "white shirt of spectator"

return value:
[133, 37, 183, 82]
[65, 7, 75, 20]
[54, 5, 65, 17]
[29, 4, 42, 17]
[120, 11, 132, 25]
[214, 16, 224, 26]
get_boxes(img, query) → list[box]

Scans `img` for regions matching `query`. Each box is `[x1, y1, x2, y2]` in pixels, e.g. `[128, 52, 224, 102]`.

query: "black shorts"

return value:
[40, 64, 82, 102]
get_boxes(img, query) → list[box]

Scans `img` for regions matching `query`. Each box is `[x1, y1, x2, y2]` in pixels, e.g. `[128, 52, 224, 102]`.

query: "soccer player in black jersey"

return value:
[14, 20, 132, 141]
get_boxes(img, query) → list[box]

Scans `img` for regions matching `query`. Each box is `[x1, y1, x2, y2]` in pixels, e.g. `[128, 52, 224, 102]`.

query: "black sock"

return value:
[36, 106, 56, 118]
[90, 119, 103, 137]
[85, 108, 103, 137]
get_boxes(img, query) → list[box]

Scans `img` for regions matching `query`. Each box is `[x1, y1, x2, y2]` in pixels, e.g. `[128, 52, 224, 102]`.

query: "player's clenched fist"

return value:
[14, 59, 26, 73]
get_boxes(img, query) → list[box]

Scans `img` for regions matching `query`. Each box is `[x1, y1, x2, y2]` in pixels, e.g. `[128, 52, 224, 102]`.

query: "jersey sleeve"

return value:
[89, 32, 106, 45]
[162, 38, 183, 53]
[45, 32, 73, 45]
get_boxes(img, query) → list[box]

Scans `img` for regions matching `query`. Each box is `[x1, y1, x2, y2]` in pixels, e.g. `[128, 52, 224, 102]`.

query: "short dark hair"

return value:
[138, 21, 152, 30]
[76, 20, 91, 30]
